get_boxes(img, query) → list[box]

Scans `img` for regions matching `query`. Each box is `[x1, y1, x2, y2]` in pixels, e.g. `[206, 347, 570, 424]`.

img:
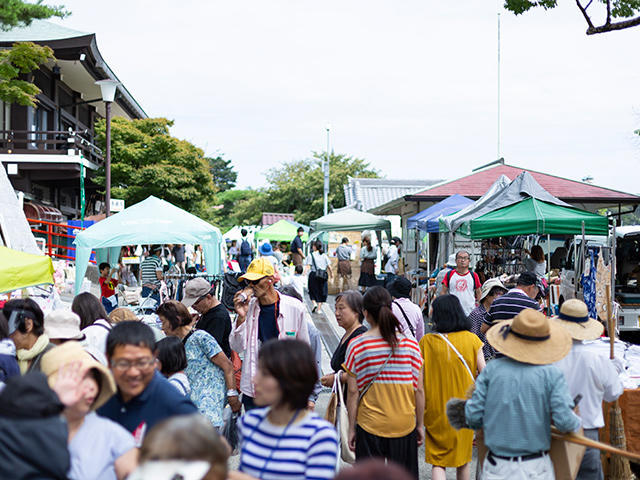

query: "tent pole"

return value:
[547, 233, 551, 313]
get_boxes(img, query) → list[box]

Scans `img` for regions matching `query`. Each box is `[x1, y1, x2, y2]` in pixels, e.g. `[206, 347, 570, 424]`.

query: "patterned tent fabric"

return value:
[595, 248, 612, 322]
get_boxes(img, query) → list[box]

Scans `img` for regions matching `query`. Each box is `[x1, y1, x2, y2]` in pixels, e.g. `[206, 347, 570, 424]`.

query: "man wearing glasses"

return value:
[98, 321, 197, 445]
[182, 277, 232, 359]
[230, 257, 310, 411]
[441, 250, 481, 316]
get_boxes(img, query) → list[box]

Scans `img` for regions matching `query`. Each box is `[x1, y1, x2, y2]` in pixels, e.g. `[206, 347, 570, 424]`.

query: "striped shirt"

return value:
[343, 335, 422, 437]
[483, 288, 542, 326]
[238, 408, 338, 480]
[140, 255, 162, 287]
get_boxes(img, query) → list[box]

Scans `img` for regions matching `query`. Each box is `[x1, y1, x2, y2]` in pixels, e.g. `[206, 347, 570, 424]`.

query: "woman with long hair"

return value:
[420, 294, 485, 480]
[344, 286, 424, 478]
[237, 339, 338, 480]
[524, 244, 547, 279]
[305, 240, 332, 312]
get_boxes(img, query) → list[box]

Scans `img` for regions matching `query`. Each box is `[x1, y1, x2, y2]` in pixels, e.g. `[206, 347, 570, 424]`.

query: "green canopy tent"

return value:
[0, 246, 54, 293]
[74, 196, 222, 294]
[310, 208, 391, 238]
[255, 219, 309, 243]
[460, 197, 609, 239]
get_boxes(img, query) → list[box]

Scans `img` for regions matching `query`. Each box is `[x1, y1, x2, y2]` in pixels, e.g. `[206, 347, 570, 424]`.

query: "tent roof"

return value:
[74, 196, 221, 248]
[255, 219, 309, 242]
[0, 246, 54, 293]
[407, 194, 474, 232]
[310, 208, 391, 234]
[464, 198, 609, 239]
[440, 171, 570, 234]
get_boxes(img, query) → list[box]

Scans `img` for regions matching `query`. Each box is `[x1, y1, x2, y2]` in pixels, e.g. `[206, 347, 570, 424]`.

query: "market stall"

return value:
[0, 246, 54, 293]
[310, 208, 392, 293]
[255, 219, 309, 243]
[74, 196, 223, 294]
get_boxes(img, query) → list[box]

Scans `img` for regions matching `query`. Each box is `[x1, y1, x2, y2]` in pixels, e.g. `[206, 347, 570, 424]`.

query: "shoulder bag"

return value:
[311, 253, 329, 280]
[436, 333, 475, 382]
[333, 372, 356, 464]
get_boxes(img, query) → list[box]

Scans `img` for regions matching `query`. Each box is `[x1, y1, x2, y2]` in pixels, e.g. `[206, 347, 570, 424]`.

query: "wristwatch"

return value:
[226, 389, 239, 397]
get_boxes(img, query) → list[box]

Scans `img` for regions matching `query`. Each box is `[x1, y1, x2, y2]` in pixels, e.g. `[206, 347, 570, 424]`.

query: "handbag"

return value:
[334, 372, 356, 464]
[311, 253, 329, 280]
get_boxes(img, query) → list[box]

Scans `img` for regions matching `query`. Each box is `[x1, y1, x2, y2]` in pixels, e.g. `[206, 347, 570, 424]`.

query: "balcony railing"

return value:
[0, 129, 104, 165]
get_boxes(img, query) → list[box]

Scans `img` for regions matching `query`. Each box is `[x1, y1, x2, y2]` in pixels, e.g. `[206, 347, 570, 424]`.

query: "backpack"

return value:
[240, 239, 251, 256]
[221, 272, 247, 310]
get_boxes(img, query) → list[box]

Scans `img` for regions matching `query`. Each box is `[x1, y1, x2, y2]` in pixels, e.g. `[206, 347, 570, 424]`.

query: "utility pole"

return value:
[323, 125, 331, 216]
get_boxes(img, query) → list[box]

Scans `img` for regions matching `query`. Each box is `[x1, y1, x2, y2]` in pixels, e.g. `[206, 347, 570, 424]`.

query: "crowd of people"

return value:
[0, 245, 624, 480]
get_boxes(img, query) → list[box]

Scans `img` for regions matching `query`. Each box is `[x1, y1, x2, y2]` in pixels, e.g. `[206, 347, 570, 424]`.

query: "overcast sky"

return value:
[53, 1, 640, 194]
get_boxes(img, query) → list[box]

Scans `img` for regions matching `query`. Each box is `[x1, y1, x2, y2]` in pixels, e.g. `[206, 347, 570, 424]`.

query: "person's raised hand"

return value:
[233, 290, 251, 321]
[52, 361, 88, 408]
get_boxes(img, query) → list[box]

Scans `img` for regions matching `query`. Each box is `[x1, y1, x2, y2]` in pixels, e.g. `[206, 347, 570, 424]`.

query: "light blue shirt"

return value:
[465, 356, 581, 457]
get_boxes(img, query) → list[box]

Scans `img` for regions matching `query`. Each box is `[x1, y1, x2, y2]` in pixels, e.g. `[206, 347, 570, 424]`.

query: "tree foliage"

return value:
[504, 0, 640, 34]
[0, 0, 67, 30]
[0, 41, 53, 106]
[218, 152, 379, 228]
[0, 0, 67, 105]
[207, 154, 237, 192]
[210, 189, 266, 230]
[93, 117, 216, 216]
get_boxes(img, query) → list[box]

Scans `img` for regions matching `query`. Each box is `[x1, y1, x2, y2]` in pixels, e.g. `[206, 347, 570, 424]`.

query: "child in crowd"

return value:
[99, 263, 120, 315]
[155, 336, 190, 397]
[288, 264, 306, 299]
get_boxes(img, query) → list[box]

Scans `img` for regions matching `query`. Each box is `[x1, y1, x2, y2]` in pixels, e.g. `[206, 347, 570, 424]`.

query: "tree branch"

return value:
[587, 15, 640, 34]
[576, 0, 595, 29]
[606, 0, 611, 25]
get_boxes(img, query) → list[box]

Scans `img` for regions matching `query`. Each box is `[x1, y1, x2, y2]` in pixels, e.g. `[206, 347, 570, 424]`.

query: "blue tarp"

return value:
[407, 194, 474, 232]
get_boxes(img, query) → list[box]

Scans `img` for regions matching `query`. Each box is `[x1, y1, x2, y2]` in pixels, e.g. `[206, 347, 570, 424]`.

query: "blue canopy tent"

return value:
[407, 194, 474, 232]
[73, 196, 223, 294]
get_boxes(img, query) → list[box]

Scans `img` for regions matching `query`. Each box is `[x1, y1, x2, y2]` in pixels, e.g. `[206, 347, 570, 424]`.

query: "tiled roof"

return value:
[261, 213, 294, 226]
[408, 164, 639, 201]
[344, 177, 441, 212]
[0, 20, 88, 42]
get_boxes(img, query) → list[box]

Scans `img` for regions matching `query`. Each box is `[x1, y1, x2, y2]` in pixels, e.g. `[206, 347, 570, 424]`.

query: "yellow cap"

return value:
[239, 257, 275, 282]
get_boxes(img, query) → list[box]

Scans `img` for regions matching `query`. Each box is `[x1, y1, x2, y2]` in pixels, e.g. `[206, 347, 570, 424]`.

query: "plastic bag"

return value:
[222, 407, 240, 455]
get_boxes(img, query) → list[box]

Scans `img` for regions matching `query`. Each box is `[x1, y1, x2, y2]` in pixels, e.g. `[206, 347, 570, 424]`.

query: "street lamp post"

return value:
[95, 79, 120, 217]
[324, 124, 331, 216]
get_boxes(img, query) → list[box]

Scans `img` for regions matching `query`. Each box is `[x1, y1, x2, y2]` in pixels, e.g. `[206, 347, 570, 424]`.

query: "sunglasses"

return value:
[247, 278, 264, 285]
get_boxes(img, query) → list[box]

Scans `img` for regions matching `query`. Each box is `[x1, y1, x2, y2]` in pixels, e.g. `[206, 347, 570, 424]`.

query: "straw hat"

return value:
[480, 278, 507, 302]
[486, 309, 572, 365]
[109, 307, 138, 323]
[44, 310, 85, 341]
[40, 342, 116, 410]
[551, 299, 604, 341]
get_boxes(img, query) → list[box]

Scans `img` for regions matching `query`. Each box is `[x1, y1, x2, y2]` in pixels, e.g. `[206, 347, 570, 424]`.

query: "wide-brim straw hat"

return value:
[480, 277, 507, 302]
[486, 308, 572, 365]
[551, 298, 604, 341]
[40, 342, 116, 411]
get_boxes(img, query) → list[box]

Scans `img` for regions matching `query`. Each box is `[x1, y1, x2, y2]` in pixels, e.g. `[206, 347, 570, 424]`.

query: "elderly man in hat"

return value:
[230, 257, 309, 411]
[468, 278, 507, 360]
[389, 276, 424, 341]
[553, 299, 623, 480]
[464, 309, 581, 479]
[182, 277, 232, 359]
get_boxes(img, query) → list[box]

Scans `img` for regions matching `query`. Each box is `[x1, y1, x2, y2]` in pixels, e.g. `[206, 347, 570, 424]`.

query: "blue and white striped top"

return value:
[238, 407, 338, 480]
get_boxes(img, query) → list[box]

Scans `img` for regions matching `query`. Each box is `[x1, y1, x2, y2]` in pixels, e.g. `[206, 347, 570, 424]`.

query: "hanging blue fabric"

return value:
[581, 250, 597, 318]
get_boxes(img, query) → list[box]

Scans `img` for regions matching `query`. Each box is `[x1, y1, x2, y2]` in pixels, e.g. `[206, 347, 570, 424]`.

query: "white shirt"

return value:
[286, 274, 306, 298]
[305, 252, 330, 271]
[81, 319, 112, 366]
[384, 245, 399, 273]
[554, 340, 623, 429]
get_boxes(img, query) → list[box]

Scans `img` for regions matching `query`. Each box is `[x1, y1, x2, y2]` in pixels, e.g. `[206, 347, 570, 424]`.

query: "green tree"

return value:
[0, 0, 68, 106]
[94, 117, 216, 216]
[207, 154, 237, 192]
[221, 152, 378, 227]
[504, 0, 640, 35]
[209, 189, 264, 230]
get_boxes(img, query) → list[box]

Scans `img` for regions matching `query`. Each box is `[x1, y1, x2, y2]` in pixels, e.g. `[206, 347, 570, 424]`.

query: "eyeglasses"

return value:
[247, 278, 264, 285]
[192, 289, 213, 307]
[111, 357, 156, 372]
[457, 256, 470, 261]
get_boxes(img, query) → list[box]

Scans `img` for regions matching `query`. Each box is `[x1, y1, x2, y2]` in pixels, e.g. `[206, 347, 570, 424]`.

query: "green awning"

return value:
[0, 246, 54, 293]
[462, 198, 609, 239]
[255, 219, 309, 243]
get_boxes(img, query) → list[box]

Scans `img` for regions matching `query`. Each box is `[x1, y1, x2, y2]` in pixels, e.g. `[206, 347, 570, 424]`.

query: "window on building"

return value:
[0, 100, 10, 142]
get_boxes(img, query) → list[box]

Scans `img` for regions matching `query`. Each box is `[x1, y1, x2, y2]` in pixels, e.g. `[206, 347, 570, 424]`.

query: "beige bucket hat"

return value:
[41, 341, 116, 410]
[486, 308, 572, 365]
[551, 299, 604, 341]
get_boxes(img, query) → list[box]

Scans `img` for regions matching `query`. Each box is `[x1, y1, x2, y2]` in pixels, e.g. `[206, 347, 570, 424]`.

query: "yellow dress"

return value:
[420, 330, 483, 467]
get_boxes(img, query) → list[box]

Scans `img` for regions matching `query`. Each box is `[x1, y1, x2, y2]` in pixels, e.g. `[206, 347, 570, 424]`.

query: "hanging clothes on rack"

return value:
[581, 250, 597, 319]
[595, 247, 612, 322]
